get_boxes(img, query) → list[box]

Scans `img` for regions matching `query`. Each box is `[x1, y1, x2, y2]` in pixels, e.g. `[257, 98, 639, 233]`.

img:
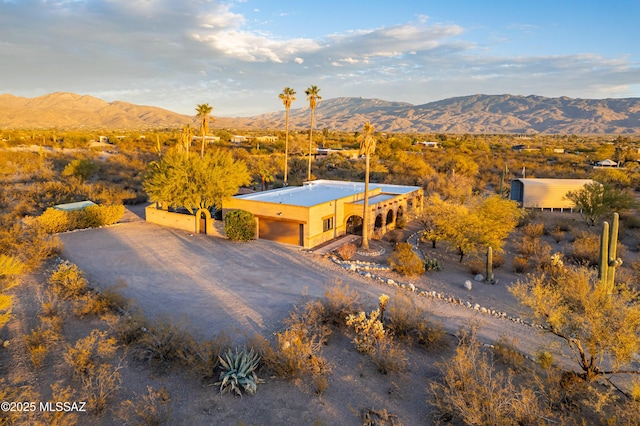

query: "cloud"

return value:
[0, 0, 638, 117]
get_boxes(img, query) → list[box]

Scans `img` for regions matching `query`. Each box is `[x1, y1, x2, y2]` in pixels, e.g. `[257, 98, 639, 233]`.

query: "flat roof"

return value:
[234, 179, 421, 208]
[53, 200, 97, 211]
[513, 178, 594, 186]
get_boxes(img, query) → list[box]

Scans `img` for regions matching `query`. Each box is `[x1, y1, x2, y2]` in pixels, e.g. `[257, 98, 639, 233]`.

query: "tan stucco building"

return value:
[223, 179, 424, 249]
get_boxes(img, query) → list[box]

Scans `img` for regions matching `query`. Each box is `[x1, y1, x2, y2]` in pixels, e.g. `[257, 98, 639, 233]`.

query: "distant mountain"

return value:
[2, 92, 640, 134]
[225, 94, 640, 134]
[0, 92, 191, 129]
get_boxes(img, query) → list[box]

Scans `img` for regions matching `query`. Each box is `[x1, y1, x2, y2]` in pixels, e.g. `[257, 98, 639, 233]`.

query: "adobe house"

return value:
[223, 179, 424, 249]
[510, 178, 594, 211]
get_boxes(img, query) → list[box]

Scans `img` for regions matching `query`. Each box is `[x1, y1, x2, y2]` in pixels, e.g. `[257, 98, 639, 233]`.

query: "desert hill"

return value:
[232, 94, 640, 134]
[0, 92, 191, 129]
[1, 92, 640, 134]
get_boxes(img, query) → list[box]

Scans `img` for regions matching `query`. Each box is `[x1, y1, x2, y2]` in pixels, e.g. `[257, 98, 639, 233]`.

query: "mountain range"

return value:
[1, 92, 640, 134]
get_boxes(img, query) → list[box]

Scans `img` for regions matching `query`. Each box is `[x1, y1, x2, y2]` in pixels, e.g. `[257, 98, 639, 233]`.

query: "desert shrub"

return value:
[83, 363, 122, 416]
[492, 335, 526, 370]
[492, 252, 505, 269]
[512, 256, 530, 273]
[106, 308, 148, 346]
[119, 386, 173, 426]
[321, 280, 362, 327]
[467, 259, 484, 275]
[132, 317, 197, 369]
[395, 215, 407, 229]
[36, 208, 71, 234]
[522, 223, 545, 238]
[549, 226, 566, 243]
[424, 258, 442, 272]
[62, 158, 98, 181]
[335, 242, 356, 261]
[64, 330, 118, 380]
[429, 329, 550, 425]
[536, 351, 554, 370]
[388, 242, 425, 276]
[24, 327, 57, 369]
[370, 337, 408, 374]
[216, 347, 263, 397]
[361, 408, 401, 426]
[224, 209, 256, 241]
[515, 235, 551, 258]
[386, 291, 447, 349]
[73, 282, 128, 318]
[78, 204, 125, 228]
[49, 261, 88, 300]
[571, 231, 601, 265]
[386, 229, 404, 244]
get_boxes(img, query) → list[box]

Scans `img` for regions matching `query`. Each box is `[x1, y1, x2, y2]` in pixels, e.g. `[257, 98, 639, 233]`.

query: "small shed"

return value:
[510, 178, 594, 210]
[53, 200, 96, 211]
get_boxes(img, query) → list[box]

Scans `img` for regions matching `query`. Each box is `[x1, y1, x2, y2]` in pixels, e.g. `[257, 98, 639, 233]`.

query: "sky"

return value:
[1, 0, 639, 117]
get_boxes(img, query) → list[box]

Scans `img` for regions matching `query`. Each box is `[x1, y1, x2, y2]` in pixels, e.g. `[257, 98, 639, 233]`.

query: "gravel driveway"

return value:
[59, 220, 378, 339]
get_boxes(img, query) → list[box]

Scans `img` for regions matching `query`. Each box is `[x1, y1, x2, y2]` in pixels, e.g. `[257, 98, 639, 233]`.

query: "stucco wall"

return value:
[145, 206, 215, 235]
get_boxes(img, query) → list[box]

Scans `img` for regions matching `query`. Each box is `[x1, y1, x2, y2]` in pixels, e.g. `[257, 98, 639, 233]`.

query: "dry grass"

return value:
[386, 291, 447, 350]
[118, 386, 173, 426]
[321, 280, 362, 327]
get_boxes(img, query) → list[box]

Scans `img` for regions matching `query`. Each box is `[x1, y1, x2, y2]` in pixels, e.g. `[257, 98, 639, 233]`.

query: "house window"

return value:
[323, 217, 334, 232]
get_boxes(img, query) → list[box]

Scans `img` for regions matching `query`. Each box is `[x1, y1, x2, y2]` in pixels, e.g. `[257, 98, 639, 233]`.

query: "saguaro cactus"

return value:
[598, 212, 623, 293]
[486, 246, 494, 284]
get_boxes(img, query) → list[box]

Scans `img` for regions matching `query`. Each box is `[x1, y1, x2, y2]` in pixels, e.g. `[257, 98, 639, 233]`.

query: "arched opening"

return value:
[374, 214, 383, 230]
[346, 215, 363, 235]
[397, 206, 404, 220]
[195, 208, 212, 234]
[385, 209, 394, 226]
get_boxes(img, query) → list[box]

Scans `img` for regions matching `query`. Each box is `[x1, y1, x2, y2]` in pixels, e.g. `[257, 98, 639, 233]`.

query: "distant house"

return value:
[510, 178, 594, 210]
[594, 159, 619, 168]
[231, 135, 251, 143]
[98, 136, 110, 143]
[192, 135, 221, 143]
[316, 148, 360, 159]
[512, 144, 540, 153]
[255, 135, 278, 143]
[223, 179, 423, 249]
[552, 148, 565, 154]
[416, 141, 440, 148]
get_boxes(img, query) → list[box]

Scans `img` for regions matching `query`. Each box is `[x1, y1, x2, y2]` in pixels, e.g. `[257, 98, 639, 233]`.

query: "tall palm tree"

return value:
[279, 87, 296, 185]
[195, 103, 213, 158]
[358, 121, 376, 250]
[304, 85, 321, 180]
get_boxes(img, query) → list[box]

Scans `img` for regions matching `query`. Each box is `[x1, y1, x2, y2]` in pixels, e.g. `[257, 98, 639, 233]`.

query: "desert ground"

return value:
[15, 205, 582, 425]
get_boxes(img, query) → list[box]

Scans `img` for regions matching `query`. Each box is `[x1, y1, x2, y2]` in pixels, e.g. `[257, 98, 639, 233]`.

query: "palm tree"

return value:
[279, 87, 296, 185]
[358, 122, 376, 250]
[304, 85, 321, 180]
[195, 103, 213, 158]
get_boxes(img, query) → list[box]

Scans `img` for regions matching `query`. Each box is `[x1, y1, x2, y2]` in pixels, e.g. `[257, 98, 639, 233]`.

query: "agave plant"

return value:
[216, 347, 263, 397]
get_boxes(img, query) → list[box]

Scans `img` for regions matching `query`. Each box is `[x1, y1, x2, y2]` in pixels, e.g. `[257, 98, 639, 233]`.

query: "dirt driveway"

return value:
[59, 220, 383, 339]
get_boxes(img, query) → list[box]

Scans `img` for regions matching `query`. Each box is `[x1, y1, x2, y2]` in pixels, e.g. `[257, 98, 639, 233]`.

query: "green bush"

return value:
[49, 261, 88, 300]
[224, 209, 256, 241]
[388, 242, 425, 276]
[37, 205, 124, 233]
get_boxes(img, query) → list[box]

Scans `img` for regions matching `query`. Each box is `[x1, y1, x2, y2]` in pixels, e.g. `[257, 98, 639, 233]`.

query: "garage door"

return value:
[258, 218, 302, 245]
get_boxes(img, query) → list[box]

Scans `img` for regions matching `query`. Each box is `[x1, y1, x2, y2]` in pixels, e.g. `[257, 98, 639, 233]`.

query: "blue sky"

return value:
[1, 0, 639, 117]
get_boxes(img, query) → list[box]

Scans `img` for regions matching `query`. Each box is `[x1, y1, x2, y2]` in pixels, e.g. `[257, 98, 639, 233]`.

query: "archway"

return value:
[195, 208, 212, 234]
[385, 209, 394, 226]
[346, 215, 363, 235]
[397, 206, 404, 220]
[374, 214, 383, 230]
